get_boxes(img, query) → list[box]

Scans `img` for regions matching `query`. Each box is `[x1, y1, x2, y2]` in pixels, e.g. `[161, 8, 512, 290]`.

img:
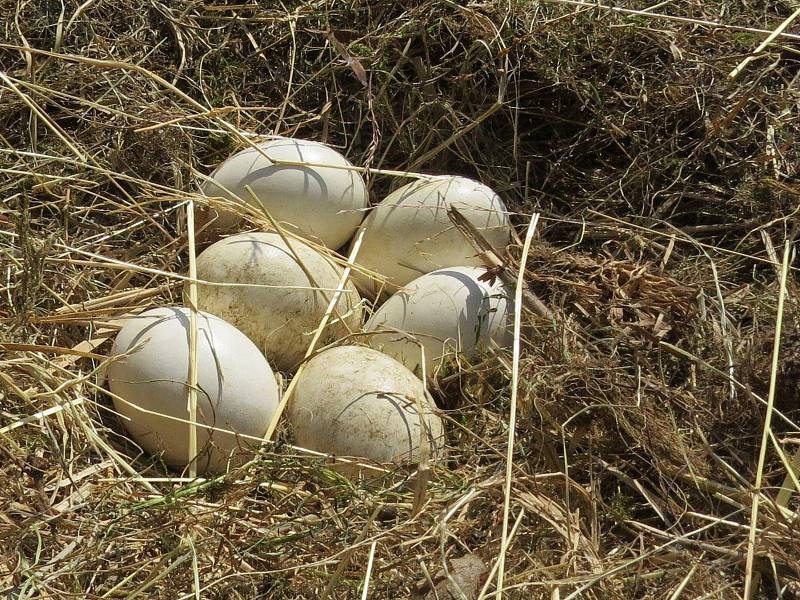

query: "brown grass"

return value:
[1, 0, 799, 598]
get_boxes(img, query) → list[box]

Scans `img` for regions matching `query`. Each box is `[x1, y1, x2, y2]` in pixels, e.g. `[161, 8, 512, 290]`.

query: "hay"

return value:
[1, 1, 799, 597]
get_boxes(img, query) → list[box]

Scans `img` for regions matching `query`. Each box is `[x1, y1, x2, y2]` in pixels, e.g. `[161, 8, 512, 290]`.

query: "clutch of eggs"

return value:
[364, 266, 512, 378]
[195, 231, 363, 372]
[106, 307, 279, 474]
[351, 176, 511, 296]
[288, 345, 445, 475]
[201, 138, 367, 249]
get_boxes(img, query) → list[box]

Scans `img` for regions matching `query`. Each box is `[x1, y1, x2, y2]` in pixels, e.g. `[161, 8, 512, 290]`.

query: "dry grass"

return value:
[1, 0, 799, 598]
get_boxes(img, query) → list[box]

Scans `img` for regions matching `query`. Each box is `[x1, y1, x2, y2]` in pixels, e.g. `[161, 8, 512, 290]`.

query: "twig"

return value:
[262, 228, 365, 441]
[321, 507, 380, 600]
[496, 213, 539, 597]
[412, 344, 431, 517]
[447, 206, 553, 322]
[477, 510, 526, 600]
[667, 558, 699, 600]
[743, 239, 792, 599]
[547, 0, 800, 42]
[185, 199, 199, 479]
[729, 6, 800, 79]
[360, 541, 378, 600]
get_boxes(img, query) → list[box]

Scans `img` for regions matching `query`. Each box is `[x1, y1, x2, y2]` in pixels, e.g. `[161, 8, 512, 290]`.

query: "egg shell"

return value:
[364, 266, 512, 378]
[201, 138, 368, 249]
[352, 176, 511, 294]
[106, 307, 279, 474]
[288, 345, 445, 472]
[195, 232, 363, 372]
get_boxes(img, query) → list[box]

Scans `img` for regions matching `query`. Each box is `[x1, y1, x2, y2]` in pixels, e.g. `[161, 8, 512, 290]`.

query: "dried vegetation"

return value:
[1, 0, 799, 598]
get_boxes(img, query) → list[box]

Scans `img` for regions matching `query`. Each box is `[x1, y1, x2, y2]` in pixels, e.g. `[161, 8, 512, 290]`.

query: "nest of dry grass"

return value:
[1, 1, 799, 598]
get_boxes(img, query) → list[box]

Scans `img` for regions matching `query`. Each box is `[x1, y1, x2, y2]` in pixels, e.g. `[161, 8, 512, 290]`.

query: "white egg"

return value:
[195, 232, 362, 372]
[200, 138, 368, 249]
[288, 345, 445, 472]
[352, 176, 511, 295]
[106, 307, 279, 474]
[364, 266, 512, 378]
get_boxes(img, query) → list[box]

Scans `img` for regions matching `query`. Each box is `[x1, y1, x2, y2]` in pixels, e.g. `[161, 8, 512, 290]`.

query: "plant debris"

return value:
[1, 1, 799, 598]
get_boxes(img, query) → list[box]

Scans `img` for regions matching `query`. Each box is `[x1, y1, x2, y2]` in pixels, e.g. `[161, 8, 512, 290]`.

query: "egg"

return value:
[288, 345, 445, 472]
[195, 232, 363, 371]
[363, 266, 512, 378]
[106, 307, 279, 474]
[200, 138, 368, 249]
[351, 176, 511, 295]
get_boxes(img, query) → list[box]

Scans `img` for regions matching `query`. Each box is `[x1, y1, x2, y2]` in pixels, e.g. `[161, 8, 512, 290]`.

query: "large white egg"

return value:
[195, 232, 363, 372]
[364, 266, 512, 378]
[106, 307, 279, 474]
[201, 138, 368, 249]
[288, 345, 445, 471]
[352, 176, 511, 295]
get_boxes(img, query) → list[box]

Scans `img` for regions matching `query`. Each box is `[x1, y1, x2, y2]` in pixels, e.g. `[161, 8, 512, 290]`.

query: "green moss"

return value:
[621, 15, 650, 27]
[348, 42, 373, 59]
[607, 491, 635, 523]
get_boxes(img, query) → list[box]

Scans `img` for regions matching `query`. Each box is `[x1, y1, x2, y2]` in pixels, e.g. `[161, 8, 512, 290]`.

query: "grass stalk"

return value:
[743, 239, 792, 599]
[496, 212, 539, 596]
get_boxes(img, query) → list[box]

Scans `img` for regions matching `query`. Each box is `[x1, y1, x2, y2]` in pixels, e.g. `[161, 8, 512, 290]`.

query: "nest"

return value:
[2, 1, 800, 598]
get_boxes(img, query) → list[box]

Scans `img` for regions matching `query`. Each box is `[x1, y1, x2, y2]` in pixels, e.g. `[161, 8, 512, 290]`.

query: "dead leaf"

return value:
[327, 31, 368, 87]
[418, 553, 488, 600]
[477, 265, 503, 286]
[517, 490, 601, 572]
